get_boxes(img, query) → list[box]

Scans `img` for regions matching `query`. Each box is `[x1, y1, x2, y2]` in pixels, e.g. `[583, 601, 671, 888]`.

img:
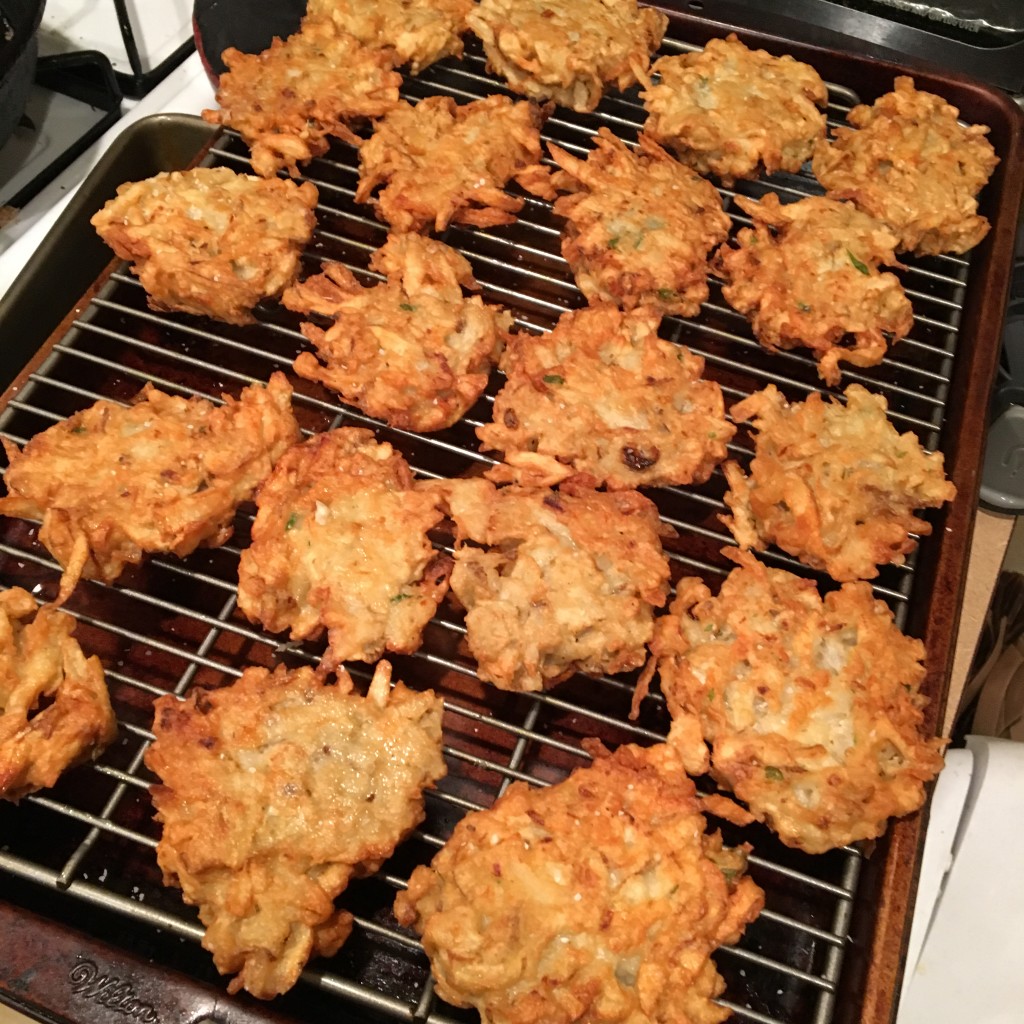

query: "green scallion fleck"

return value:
[847, 249, 870, 275]
[543, 374, 564, 385]
[71, 426, 87, 435]
[285, 512, 300, 531]
[399, 302, 416, 312]
[764, 765, 784, 782]
[391, 593, 411, 602]
[657, 288, 676, 301]
[796, 301, 812, 312]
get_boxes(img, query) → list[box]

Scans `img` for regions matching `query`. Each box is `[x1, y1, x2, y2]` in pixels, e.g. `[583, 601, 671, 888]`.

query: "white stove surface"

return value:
[40, 0, 194, 76]
[0, 79, 114, 211]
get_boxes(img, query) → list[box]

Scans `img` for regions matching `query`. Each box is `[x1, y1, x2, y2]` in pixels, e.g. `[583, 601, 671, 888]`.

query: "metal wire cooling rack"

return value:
[0, 25, 978, 1024]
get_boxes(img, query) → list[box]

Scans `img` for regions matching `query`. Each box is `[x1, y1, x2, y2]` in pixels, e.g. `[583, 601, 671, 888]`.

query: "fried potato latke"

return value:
[712, 193, 914, 385]
[465, 0, 666, 112]
[547, 129, 731, 316]
[478, 304, 733, 490]
[355, 94, 554, 232]
[147, 659, 446, 999]
[306, 0, 472, 73]
[90, 167, 318, 325]
[722, 384, 956, 582]
[642, 33, 828, 185]
[645, 550, 946, 853]
[431, 478, 671, 691]
[0, 374, 299, 604]
[203, 13, 402, 178]
[813, 76, 999, 256]
[283, 233, 512, 432]
[395, 737, 764, 1024]
[0, 588, 116, 802]
[237, 428, 451, 670]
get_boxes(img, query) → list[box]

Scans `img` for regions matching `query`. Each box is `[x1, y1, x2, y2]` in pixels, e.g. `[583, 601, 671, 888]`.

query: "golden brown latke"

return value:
[478, 304, 734, 490]
[306, 0, 472, 73]
[0, 374, 299, 604]
[237, 428, 451, 671]
[0, 588, 116, 802]
[203, 13, 402, 178]
[355, 94, 554, 233]
[722, 384, 956, 582]
[547, 129, 731, 317]
[395, 736, 764, 1024]
[147, 659, 446, 999]
[465, 0, 667, 112]
[813, 76, 999, 256]
[90, 167, 318, 325]
[283, 233, 513, 432]
[712, 193, 914, 385]
[642, 33, 828, 185]
[431, 478, 671, 692]
[644, 550, 946, 854]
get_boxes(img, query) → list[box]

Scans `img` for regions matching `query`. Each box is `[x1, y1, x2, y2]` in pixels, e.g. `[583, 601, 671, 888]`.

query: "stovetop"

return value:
[0, 0, 195, 241]
[39, 0, 193, 86]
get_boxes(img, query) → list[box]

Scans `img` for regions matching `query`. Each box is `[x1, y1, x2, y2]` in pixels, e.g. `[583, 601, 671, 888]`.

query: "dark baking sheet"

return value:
[0, 9, 1022, 1024]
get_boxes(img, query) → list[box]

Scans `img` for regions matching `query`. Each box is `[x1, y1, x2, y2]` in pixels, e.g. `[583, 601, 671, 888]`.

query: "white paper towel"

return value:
[898, 735, 1024, 1022]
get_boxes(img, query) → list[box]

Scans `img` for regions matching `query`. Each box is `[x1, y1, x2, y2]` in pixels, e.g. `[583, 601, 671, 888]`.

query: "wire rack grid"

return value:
[0, 27, 976, 1024]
